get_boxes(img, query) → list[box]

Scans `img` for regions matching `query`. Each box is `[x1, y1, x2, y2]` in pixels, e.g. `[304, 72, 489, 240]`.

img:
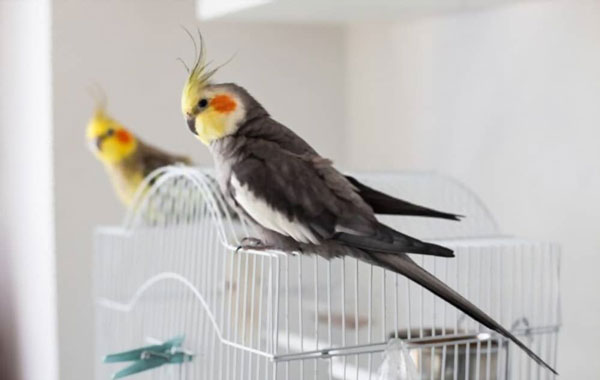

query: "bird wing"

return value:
[240, 118, 461, 221]
[345, 176, 462, 220]
[335, 222, 453, 257]
[230, 138, 373, 244]
[229, 138, 452, 257]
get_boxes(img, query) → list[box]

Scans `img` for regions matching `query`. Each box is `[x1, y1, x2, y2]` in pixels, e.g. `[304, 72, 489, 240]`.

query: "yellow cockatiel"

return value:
[86, 106, 192, 206]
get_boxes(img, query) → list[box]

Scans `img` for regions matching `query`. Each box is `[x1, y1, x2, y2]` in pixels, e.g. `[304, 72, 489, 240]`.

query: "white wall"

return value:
[0, 1, 57, 380]
[345, 1, 600, 377]
[52, 1, 344, 378]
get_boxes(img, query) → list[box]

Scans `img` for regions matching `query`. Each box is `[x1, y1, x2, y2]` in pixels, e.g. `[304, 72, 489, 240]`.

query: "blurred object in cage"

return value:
[377, 338, 419, 380]
[103, 335, 193, 379]
[386, 329, 506, 380]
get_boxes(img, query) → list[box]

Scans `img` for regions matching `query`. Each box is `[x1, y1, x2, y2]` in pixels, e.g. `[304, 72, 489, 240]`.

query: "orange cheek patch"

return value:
[116, 129, 133, 144]
[211, 94, 237, 113]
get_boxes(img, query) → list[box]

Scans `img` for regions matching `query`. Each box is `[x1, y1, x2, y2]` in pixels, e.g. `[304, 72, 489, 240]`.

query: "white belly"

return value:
[230, 174, 319, 244]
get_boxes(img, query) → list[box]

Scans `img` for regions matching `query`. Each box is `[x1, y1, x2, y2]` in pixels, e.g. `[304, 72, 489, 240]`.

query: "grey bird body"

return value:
[209, 115, 453, 258]
[183, 80, 557, 374]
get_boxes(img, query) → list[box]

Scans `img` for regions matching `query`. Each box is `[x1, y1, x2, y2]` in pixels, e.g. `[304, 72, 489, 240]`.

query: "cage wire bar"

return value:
[94, 167, 560, 380]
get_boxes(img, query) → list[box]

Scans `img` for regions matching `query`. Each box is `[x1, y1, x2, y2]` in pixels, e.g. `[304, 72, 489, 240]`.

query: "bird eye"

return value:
[106, 128, 115, 136]
[198, 98, 208, 109]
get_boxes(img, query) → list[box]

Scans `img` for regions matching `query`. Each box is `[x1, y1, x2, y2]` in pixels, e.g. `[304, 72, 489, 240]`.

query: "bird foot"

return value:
[236, 237, 272, 253]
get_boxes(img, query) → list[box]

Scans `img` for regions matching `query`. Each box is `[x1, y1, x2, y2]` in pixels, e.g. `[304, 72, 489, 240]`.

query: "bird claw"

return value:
[235, 237, 270, 253]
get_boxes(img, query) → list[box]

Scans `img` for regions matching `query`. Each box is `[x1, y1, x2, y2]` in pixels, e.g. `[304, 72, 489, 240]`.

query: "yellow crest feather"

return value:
[180, 29, 233, 114]
[181, 29, 213, 113]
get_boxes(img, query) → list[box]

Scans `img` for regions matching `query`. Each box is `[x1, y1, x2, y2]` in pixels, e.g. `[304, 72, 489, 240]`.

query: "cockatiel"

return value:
[87, 105, 192, 206]
[179, 45, 556, 374]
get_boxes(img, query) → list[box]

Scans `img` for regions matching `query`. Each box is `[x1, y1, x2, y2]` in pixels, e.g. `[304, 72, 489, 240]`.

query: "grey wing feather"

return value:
[231, 139, 376, 241]
[242, 119, 462, 221]
[231, 138, 454, 257]
[335, 225, 454, 258]
[345, 175, 463, 220]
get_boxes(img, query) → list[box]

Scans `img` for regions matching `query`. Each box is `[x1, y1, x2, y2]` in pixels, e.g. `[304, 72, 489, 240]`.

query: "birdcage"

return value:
[93, 167, 560, 380]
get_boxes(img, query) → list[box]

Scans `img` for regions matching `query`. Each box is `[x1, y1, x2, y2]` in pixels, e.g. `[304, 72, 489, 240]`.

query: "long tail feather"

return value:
[363, 251, 558, 375]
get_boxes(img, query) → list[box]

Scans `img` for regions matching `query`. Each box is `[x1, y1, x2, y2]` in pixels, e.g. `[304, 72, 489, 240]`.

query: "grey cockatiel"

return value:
[180, 48, 557, 374]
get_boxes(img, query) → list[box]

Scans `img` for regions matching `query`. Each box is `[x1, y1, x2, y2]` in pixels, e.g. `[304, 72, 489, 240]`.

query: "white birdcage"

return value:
[94, 167, 560, 380]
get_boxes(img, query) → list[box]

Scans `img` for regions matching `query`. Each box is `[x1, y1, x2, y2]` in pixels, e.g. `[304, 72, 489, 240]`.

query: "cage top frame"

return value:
[94, 167, 560, 379]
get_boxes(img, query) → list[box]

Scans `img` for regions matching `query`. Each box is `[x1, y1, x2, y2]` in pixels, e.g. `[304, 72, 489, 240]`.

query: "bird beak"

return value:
[93, 136, 105, 151]
[186, 117, 196, 135]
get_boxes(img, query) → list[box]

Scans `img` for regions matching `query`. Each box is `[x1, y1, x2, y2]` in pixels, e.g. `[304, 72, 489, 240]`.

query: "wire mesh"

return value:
[94, 167, 560, 380]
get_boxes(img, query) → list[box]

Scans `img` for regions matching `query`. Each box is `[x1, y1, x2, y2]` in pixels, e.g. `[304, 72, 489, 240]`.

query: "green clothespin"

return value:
[103, 335, 193, 379]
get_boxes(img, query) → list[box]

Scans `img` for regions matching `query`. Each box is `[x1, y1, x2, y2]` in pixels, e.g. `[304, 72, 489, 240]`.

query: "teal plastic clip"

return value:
[103, 335, 193, 379]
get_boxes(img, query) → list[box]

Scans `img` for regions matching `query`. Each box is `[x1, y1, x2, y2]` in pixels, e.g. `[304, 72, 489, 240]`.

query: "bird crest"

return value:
[180, 29, 233, 115]
[87, 83, 109, 120]
[181, 29, 215, 113]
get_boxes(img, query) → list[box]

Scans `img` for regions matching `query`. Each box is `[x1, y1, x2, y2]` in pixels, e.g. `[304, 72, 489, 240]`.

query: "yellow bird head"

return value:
[86, 106, 138, 164]
[180, 34, 266, 145]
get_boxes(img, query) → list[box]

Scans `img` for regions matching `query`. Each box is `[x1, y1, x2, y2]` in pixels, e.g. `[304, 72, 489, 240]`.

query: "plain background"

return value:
[2, 0, 600, 379]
